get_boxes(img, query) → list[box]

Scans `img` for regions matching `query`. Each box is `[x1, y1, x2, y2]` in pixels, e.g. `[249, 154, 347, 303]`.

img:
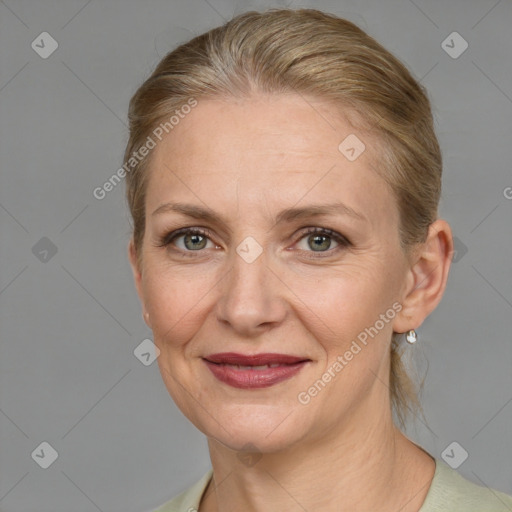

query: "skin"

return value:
[129, 93, 453, 512]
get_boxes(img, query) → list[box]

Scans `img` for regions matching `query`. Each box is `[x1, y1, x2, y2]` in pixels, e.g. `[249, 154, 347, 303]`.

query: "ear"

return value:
[393, 219, 453, 334]
[128, 238, 151, 328]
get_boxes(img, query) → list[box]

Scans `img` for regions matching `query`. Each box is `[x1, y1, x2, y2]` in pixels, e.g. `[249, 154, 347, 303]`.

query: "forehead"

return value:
[145, 95, 397, 226]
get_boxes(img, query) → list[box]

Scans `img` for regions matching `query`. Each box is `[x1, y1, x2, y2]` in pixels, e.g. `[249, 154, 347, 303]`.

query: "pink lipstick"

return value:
[203, 352, 309, 389]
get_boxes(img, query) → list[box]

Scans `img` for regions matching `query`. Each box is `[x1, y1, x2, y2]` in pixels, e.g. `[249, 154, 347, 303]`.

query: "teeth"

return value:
[227, 363, 282, 370]
[241, 364, 267, 370]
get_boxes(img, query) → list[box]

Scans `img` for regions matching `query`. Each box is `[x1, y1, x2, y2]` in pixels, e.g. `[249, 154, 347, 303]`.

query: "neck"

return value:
[200, 396, 435, 512]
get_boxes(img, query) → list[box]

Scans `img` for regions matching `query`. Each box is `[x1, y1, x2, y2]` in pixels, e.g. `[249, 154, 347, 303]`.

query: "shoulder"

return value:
[420, 458, 512, 512]
[147, 461, 512, 511]
[150, 469, 213, 512]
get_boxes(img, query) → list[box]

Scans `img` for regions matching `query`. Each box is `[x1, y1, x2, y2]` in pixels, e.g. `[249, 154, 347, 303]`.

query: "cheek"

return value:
[141, 266, 208, 416]
[291, 260, 396, 337]
[293, 270, 398, 407]
[142, 263, 211, 349]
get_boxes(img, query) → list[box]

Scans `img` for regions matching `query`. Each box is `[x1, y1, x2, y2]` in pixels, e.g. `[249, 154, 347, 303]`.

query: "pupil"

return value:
[186, 234, 206, 250]
[310, 234, 330, 251]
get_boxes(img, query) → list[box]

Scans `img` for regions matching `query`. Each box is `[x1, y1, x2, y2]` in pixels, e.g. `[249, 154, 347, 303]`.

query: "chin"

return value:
[196, 403, 310, 453]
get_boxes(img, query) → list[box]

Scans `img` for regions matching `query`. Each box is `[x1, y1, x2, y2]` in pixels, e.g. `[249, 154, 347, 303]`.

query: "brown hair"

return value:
[124, 8, 441, 426]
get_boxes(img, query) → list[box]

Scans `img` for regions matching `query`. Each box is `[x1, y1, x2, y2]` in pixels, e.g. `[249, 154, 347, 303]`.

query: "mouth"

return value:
[203, 352, 310, 389]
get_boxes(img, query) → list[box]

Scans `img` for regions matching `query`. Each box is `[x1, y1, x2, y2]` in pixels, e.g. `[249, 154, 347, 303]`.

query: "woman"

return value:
[125, 9, 512, 512]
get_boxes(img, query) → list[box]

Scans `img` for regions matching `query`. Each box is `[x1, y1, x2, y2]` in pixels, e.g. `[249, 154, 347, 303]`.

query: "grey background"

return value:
[0, 0, 511, 511]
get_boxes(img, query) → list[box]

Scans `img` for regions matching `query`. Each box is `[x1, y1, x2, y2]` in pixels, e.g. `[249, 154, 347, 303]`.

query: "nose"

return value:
[215, 244, 287, 337]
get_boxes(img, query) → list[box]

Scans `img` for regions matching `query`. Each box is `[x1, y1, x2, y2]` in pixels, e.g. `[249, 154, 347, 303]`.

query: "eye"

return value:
[157, 227, 217, 254]
[295, 227, 351, 256]
[156, 226, 351, 259]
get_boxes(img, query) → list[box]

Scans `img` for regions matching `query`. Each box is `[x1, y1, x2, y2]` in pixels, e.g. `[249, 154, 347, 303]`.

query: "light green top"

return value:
[152, 459, 512, 511]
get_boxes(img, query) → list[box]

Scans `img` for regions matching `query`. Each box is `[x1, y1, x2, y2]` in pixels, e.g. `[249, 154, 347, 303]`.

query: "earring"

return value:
[406, 329, 417, 344]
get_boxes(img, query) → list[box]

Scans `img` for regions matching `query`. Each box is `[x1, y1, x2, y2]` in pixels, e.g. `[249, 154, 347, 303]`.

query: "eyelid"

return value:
[292, 226, 351, 257]
[155, 227, 216, 248]
[296, 226, 350, 244]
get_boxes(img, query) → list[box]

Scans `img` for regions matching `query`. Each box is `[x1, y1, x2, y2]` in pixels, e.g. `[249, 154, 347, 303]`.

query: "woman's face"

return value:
[130, 94, 414, 452]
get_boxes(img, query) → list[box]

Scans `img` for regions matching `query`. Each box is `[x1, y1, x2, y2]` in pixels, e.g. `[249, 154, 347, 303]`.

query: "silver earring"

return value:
[406, 329, 417, 344]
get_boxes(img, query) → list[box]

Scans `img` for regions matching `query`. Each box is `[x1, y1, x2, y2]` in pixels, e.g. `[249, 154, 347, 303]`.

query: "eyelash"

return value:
[156, 226, 351, 259]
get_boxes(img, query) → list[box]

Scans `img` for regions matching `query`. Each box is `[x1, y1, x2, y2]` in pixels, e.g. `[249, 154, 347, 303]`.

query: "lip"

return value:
[203, 352, 310, 389]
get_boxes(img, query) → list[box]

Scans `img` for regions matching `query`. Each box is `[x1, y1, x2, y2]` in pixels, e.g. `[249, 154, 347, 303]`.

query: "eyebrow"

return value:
[151, 201, 367, 227]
